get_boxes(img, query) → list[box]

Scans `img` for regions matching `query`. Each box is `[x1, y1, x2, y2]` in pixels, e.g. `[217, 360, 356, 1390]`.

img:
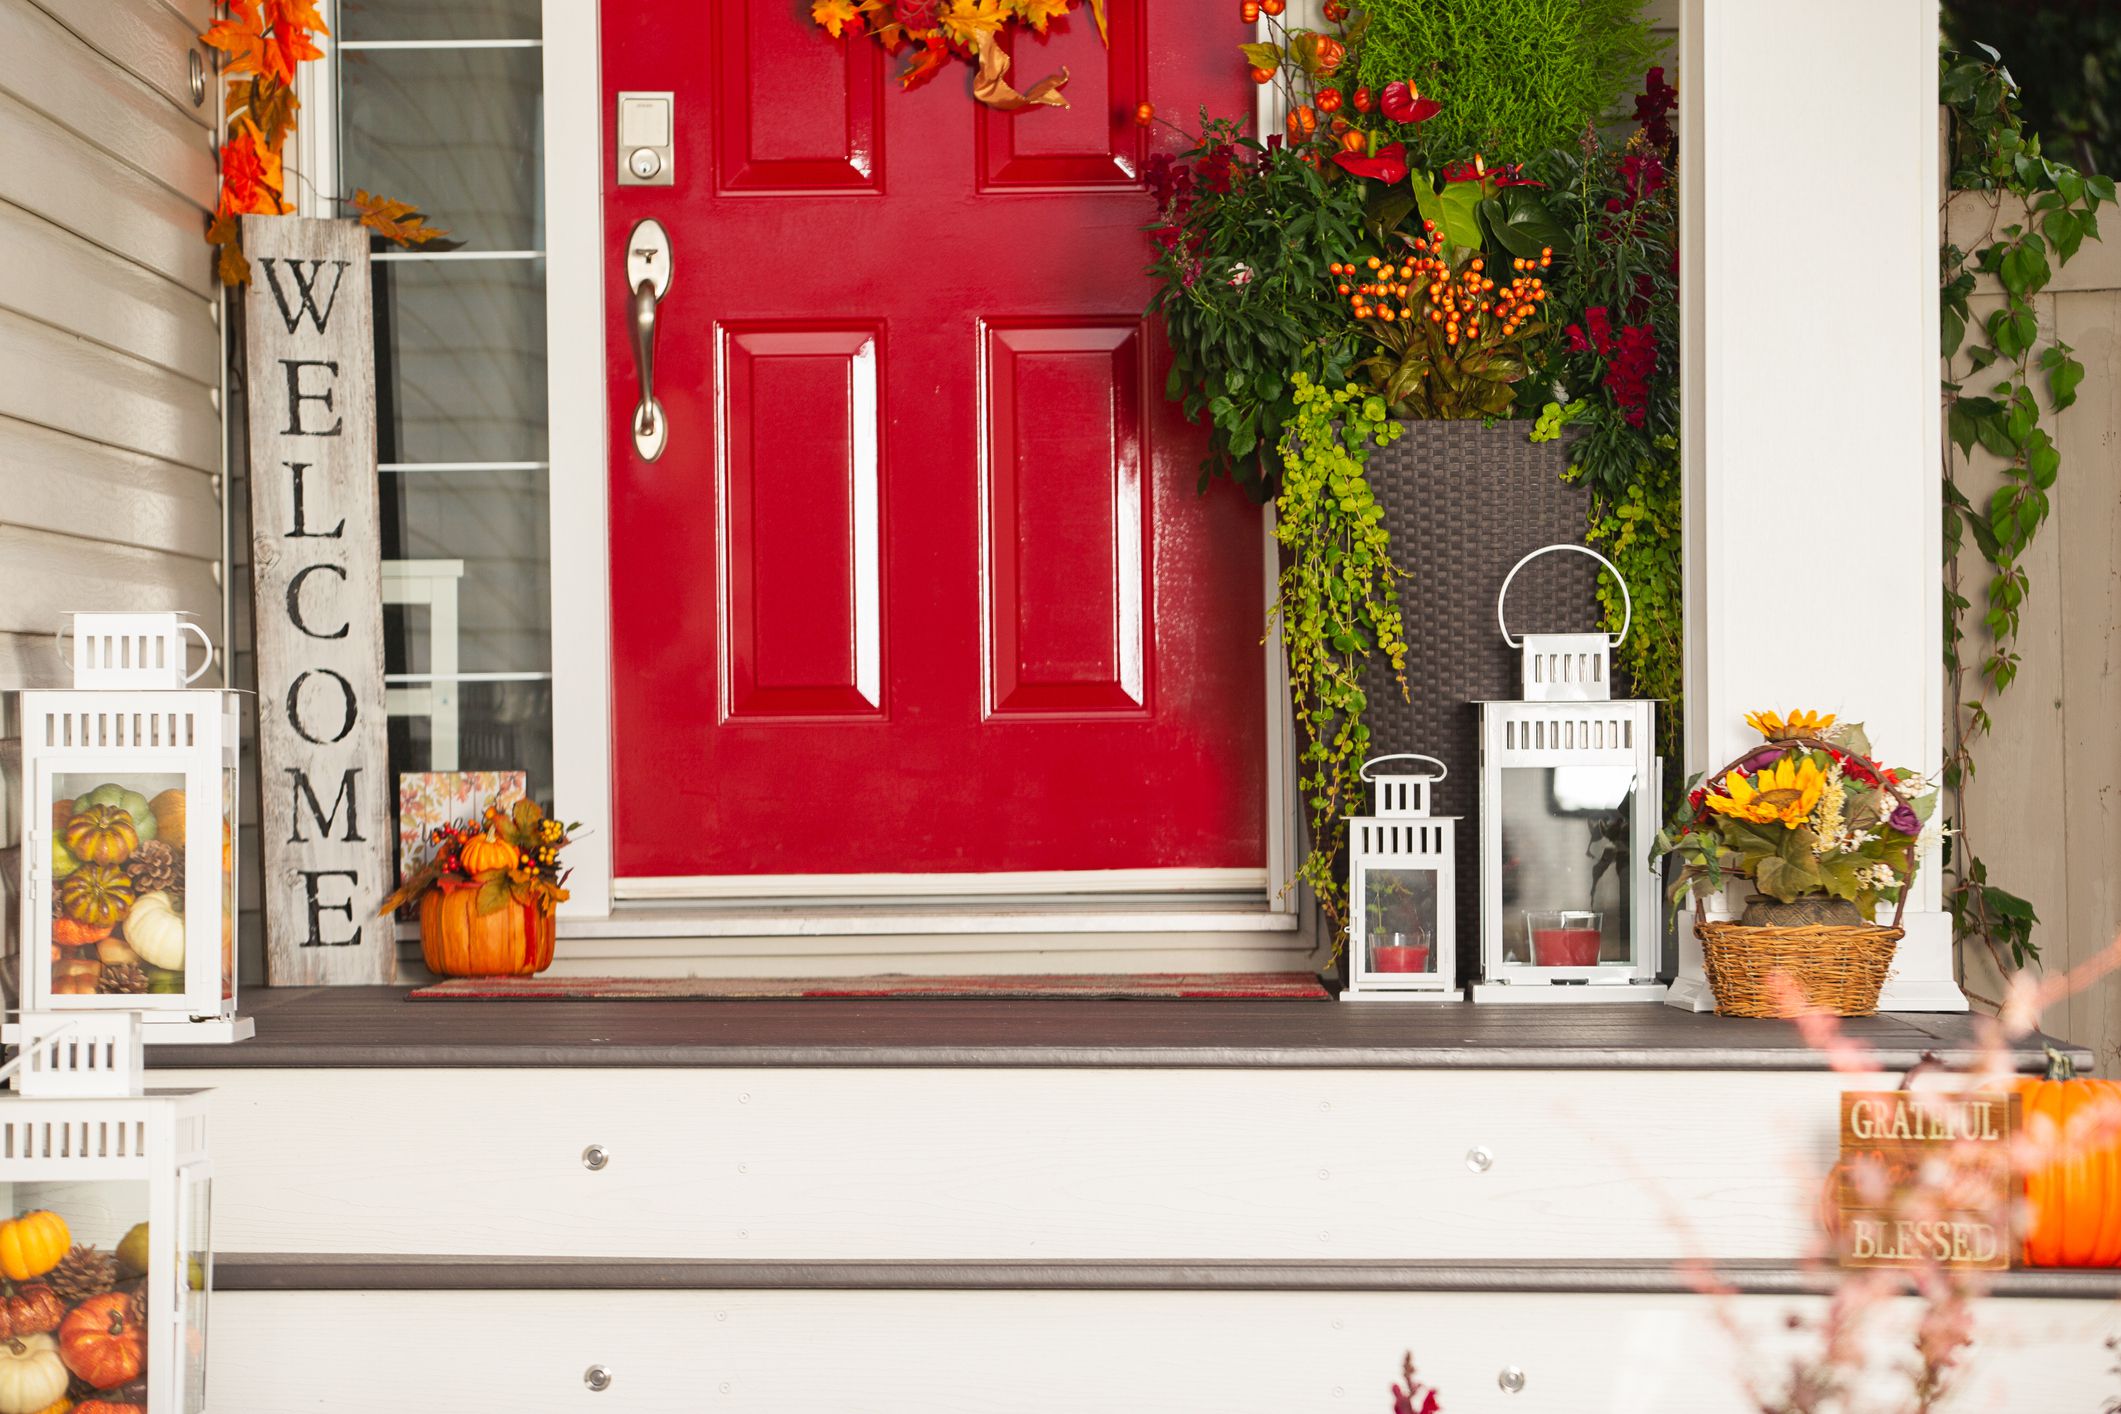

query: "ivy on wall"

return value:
[1939, 44, 2114, 973]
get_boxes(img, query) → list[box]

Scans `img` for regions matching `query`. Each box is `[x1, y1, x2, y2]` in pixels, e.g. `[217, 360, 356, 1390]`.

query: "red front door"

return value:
[604, 2, 1264, 879]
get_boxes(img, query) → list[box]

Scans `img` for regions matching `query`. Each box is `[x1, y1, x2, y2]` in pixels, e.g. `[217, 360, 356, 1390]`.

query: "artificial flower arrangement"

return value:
[808, 0, 1108, 110]
[379, 799, 578, 978]
[1654, 710, 1937, 925]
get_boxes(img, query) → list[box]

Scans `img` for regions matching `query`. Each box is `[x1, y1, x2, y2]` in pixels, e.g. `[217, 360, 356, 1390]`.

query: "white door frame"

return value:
[544, 0, 1294, 921]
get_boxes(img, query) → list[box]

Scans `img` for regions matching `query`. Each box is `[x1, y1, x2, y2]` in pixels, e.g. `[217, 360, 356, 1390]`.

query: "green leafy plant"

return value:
[1273, 376, 1407, 944]
[1939, 43, 2114, 972]
[1353, 0, 1664, 163]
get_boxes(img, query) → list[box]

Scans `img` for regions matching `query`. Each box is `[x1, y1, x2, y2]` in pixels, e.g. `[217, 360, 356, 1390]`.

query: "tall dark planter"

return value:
[1355, 420, 1595, 980]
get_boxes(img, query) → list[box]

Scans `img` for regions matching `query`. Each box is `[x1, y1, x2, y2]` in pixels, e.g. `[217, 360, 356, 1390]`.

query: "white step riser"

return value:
[168, 1066, 1856, 1261]
[211, 1288, 2121, 1413]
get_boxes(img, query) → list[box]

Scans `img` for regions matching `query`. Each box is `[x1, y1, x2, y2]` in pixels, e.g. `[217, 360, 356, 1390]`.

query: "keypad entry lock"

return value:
[616, 90, 674, 186]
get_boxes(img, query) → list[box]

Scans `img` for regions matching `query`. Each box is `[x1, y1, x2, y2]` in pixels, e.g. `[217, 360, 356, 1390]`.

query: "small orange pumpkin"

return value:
[418, 880, 554, 978]
[147, 789, 186, 842]
[57, 1295, 142, 1390]
[48, 918, 111, 949]
[2012, 1047, 2121, 1267]
[76, 1402, 139, 1414]
[60, 810, 135, 868]
[0, 1289, 63, 1342]
[458, 831, 520, 875]
[0, 1214, 69, 1284]
[56, 868, 133, 930]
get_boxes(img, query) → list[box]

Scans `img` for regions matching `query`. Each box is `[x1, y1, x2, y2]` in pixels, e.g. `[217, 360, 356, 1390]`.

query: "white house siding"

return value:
[0, 0, 223, 983]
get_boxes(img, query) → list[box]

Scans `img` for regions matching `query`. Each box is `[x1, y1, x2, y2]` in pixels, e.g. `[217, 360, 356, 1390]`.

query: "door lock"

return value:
[616, 91, 674, 187]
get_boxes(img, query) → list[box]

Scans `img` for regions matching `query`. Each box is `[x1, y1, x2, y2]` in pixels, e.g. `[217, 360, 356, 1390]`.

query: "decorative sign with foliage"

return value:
[808, 0, 1107, 109]
[242, 216, 395, 985]
[1834, 1090, 2016, 1271]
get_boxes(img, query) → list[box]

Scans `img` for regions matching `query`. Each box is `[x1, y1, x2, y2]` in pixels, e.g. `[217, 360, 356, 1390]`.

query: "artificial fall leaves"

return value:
[200, 0, 447, 284]
[811, 0, 1107, 110]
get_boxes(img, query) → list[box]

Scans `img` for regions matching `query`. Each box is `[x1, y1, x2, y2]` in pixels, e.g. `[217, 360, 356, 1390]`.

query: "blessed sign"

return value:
[242, 216, 396, 984]
[1835, 1090, 2017, 1271]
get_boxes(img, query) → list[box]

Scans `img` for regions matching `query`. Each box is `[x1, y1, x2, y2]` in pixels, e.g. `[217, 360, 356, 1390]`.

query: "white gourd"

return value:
[0, 1333, 70, 1414]
[124, 891, 187, 970]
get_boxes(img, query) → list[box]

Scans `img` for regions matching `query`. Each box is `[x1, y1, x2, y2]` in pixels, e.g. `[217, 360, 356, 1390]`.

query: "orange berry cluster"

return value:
[1328, 228, 1555, 346]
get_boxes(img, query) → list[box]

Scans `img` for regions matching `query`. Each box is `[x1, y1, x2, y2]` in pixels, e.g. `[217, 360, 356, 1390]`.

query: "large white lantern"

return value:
[17, 614, 251, 1041]
[1473, 548, 1666, 1003]
[0, 1013, 213, 1414]
[1343, 754, 1459, 1001]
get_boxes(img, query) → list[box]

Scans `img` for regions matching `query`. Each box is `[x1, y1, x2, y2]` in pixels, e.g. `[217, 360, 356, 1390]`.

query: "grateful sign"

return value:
[242, 216, 396, 984]
[1835, 1090, 2017, 1271]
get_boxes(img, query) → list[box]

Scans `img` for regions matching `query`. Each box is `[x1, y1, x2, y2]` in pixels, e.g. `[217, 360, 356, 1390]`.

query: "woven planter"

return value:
[1696, 920, 1902, 1018]
[1355, 419, 1591, 975]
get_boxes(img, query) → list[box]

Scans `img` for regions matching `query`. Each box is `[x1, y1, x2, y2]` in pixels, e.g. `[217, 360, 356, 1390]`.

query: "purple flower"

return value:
[1889, 803, 1921, 836]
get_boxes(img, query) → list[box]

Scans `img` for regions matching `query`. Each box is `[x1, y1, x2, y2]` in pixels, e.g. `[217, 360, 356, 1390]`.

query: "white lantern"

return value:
[1343, 754, 1460, 1001]
[1473, 547, 1666, 1003]
[17, 613, 252, 1042]
[1, 1013, 213, 1414]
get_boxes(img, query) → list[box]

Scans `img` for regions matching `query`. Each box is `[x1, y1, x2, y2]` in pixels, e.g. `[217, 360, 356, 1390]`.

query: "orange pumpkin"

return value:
[0, 1214, 68, 1283]
[32, 1397, 76, 1414]
[458, 831, 521, 875]
[2012, 1048, 2121, 1267]
[0, 1289, 62, 1341]
[418, 880, 555, 978]
[60, 810, 135, 868]
[48, 918, 111, 949]
[57, 1295, 142, 1390]
[55, 868, 132, 930]
[74, 1402, 138, 1414]
[147, 789, 186, 842]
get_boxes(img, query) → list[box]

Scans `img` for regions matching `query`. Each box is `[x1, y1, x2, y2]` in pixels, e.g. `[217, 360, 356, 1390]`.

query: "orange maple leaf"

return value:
[202, 14, 267, 76]
[348, 189, 451, 248]
[899, 34, 951, 89]
[217, 122, 285, 217]
[810, 0, 867, 38]
[260, 20, 324, 87]
[940, 0, 1008, 46]
[267, 0, 329, 35]
[1011, 0, 1072, 33]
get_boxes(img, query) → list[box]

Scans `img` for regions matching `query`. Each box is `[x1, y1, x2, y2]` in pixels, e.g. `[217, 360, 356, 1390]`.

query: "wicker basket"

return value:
[1689, 734, 1916, 1018]
[1695, 919, 1902, 1018]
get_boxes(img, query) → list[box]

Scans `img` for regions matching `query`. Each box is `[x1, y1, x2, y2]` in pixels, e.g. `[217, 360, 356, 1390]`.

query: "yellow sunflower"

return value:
[1744, 708, 1836, 742]
[1704, 756, 1827, 829]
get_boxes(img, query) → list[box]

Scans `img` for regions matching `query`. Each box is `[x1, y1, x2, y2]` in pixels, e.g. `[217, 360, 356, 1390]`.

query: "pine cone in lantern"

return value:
[97, 963, 148, 995]
[124, 838, 180, 896]
[125, 1289, 147, 1329]
[45, 1244, 118, 1303]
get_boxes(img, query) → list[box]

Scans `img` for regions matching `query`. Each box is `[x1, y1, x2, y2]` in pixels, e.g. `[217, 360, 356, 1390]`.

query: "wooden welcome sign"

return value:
[242, 216, 396, 984]
[1835, 1090, 2017, 1270]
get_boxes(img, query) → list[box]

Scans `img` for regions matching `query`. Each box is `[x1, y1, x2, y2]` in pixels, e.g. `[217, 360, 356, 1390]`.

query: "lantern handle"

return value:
[1360, 753, 1447, 783]
[179, 620, 214, 684]
[1497, 544, 1631, 650]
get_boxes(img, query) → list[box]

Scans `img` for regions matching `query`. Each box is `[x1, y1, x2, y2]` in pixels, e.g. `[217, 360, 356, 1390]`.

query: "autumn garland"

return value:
[809, 0, 1109, 110]
[201, 0, 446, 284]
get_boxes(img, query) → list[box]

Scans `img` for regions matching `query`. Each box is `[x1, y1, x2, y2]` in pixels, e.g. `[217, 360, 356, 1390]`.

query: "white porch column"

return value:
[1673, 0, 1964, 1010]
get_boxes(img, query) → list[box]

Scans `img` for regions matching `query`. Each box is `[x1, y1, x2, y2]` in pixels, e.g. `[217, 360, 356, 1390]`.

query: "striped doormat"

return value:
[408, 972, 1331, 1001]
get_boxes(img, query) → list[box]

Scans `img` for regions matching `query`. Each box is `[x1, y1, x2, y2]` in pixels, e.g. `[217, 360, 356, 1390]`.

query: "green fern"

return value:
[1355, 0, 1665, 162]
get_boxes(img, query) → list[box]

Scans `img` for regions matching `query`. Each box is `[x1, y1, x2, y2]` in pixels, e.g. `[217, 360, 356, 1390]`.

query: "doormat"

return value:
[407, 972, 1331, 1001]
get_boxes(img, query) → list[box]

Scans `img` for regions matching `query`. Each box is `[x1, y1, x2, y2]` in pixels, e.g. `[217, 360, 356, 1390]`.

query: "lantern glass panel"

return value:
[1362, 868, 1441, 976]
[53, 771, 190, 997]
[1498, 764, 1638, 967]
[0, 1178, 153, 1390]
[181, 1169, 211, 1412]
[218, 765, 237, 1004]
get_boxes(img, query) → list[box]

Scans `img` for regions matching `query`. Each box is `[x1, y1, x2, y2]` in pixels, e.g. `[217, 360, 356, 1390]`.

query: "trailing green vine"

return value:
[1273, 377, 1407, 940]
[1939, 44, 2114, 974]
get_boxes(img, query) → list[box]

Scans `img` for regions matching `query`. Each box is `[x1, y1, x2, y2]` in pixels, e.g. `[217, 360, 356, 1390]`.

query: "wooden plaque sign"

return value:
[242, 216, 396, 984]
[1835, 1090, 2017, 1270]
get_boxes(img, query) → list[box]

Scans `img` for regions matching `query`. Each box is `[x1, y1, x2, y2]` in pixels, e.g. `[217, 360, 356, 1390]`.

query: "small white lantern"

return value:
[0, 1013, 214, 1414]
[1473, 547, 1666, 1003]
[1343, 754, 1460, 1001]
[17, 614, 251, 1042]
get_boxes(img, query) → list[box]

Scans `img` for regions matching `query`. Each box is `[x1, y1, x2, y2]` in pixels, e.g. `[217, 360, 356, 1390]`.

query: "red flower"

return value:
[1331, 140, 1408, 184]
[1379, 80, 1441, 125]
[1634, 65, 1677, 150]
[1564, 323, 1590, 354]
[1618, 152, 1666, 206]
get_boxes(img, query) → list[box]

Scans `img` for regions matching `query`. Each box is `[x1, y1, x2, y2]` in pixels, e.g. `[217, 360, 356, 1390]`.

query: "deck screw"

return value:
[1498, 1366, 1525, 1393]
[581, 1144, 609, 1171]
[584, 1365, 613, 1392]
[1466, 1145, 1494, 1173]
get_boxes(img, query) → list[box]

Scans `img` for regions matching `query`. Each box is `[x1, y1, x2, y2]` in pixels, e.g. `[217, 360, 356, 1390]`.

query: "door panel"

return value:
[606, 0, 1264, 879]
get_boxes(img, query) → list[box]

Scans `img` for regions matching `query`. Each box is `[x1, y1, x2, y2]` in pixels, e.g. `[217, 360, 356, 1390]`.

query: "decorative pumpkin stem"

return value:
[2044, 1043, 2077, 1082]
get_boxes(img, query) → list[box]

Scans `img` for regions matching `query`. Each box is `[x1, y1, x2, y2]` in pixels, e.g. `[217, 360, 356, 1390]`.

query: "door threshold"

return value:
[558, 898, 1300, 939]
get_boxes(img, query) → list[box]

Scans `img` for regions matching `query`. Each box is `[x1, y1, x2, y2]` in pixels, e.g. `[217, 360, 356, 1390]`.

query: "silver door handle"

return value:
[625, 219, 672, 461]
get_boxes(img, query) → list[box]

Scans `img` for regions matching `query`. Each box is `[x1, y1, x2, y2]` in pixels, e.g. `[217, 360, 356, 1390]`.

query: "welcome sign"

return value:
[242, 216, 396, 984]
[1835, 1090, 2017, 1270]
